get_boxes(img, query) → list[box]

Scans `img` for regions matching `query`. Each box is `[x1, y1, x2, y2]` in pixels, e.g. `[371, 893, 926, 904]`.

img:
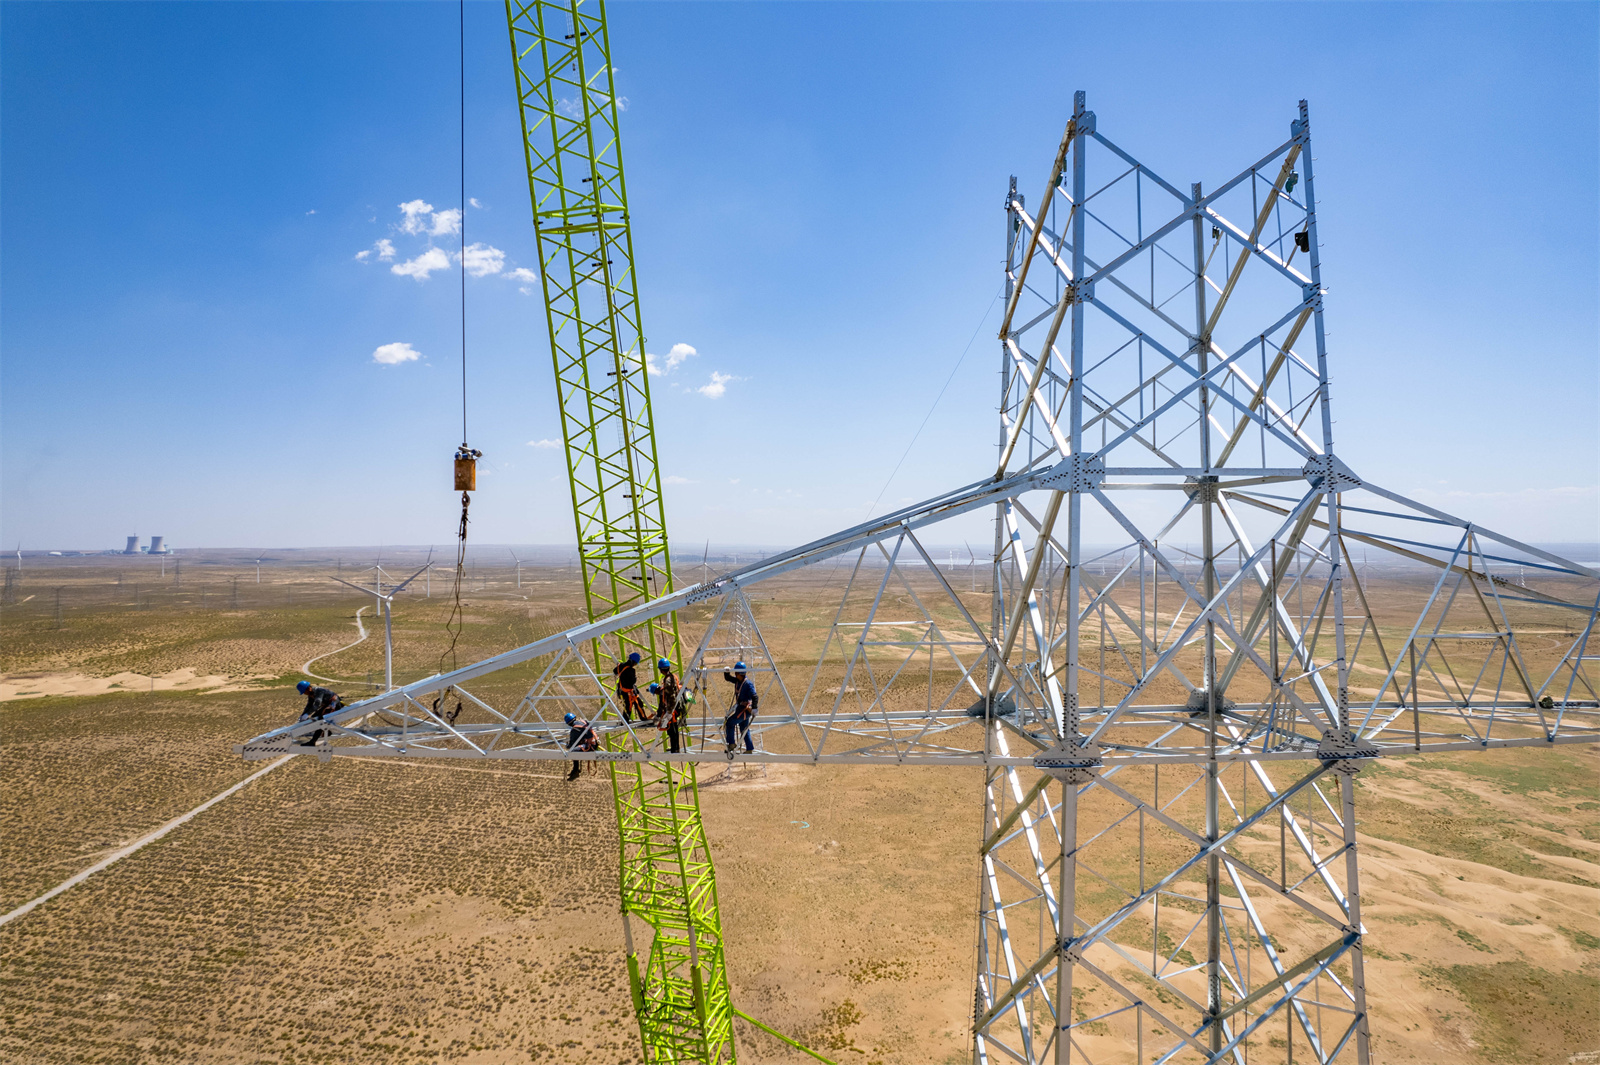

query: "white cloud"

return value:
[372, 342, 421, 365]
[645, 341, 698, 376]
[519, 286, 533, 295]
[375, 238, 396, 261]
[507, 267, 539, 282]
[527, 439, 561, 449]
[460, 242, 505, 277]
[391, 247, 452, 280]
[398, 199, 434, 234]
[664, 475, 695, 485]
[430, 208, 462, 236]
[354, 249, 371, 262]
[305, 209, 316, 215]
[666, 342, 696, 370]
[698, 371, 733, 399]
[469, 197, 484, 209]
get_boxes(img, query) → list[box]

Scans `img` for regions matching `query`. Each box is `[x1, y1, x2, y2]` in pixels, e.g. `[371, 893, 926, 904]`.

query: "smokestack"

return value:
[149, 536, 166, 555]
[124, 536, 140, 555]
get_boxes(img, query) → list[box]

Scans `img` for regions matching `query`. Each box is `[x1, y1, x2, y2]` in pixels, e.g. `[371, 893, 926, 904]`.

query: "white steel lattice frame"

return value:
[239, 96, 1599, 1064]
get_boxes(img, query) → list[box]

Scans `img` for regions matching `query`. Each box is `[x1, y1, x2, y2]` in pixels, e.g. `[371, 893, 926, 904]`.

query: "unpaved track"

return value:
[301, 605, 368, 683]
[0, 756, 292, 928]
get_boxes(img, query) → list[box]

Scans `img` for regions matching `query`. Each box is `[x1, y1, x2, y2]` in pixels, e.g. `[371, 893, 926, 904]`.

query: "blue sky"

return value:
[3, 1, 1596, 552]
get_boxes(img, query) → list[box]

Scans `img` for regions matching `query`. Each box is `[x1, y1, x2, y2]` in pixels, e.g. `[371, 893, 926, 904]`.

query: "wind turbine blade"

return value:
[388, 563, 432, 596]
[331, 576, 382, 597]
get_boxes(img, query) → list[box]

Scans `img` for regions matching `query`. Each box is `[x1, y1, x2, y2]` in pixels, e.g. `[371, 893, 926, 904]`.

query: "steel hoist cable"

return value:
[441, 0, 479, 677]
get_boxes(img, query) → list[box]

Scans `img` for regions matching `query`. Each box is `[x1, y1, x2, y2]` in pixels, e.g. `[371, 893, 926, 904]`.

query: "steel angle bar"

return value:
[1173, 939, 1358, 1065]
[999, 116, 1081, 338]
[1192, 136, 1302, 216]
[1085, 487, 1335, 742]
[1001, 339, 1072, 463]
[1026, 207, 1201, 346]
[1070, 763, 1334, 967]
[1088, 130, 1192, 204]
[1089, 770, 1349, 933]
[1204, 147, 1303, 335]
[1073, 954, 1218, 1060]
[1200, 206, 1313, 289]
[1353, 480, 1600, 580]
[1090, 345, 1298, 469]
[1088, 300, 1322, 461]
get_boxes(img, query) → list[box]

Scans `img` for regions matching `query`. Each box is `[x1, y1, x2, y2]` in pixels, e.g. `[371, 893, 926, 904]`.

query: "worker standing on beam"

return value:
[650, 657, 687, 754]
[611, 651, 648, 723]
[563, 711, 598, 781]
[722, 661, 757, 756]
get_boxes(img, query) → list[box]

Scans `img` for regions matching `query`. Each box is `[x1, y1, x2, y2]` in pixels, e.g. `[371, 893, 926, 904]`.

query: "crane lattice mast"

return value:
[504, 1, 735, 1060]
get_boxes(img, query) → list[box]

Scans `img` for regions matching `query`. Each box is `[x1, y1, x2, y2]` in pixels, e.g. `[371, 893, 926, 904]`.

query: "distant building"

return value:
[149, 536, 166, 555]
[124, 536, 140, 555]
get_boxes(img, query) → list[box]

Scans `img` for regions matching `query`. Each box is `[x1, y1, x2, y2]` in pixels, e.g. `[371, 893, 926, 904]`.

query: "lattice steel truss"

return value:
[241, 94, 1599, 1064]
[504, 2, 732, 1060]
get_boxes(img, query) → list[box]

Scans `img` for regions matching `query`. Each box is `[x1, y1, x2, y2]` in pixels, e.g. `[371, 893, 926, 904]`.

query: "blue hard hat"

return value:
[296, 680, 311, 693]
[648, 683, 660, 694]
[564, 712, 577, 725]
[628, 651, 641, 664]
[734, 661, 748, 672]
[658, 658, 672, 672]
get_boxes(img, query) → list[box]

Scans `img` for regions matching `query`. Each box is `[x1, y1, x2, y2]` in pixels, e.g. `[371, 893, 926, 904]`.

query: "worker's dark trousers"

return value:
[724, 711, 754, 752]
[566, 759, 582, 781]
[618, 687, 643, 722]
[663, 722, 681, 753]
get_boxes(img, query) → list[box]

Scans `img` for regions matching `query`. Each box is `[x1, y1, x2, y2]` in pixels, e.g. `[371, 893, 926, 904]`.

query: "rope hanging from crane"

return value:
[440, 0, 477, 676]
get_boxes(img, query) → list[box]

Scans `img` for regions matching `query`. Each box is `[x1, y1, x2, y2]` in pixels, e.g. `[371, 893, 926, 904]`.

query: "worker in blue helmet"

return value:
[563, 711, 598, 781]
[651, 658, 687, 753]
[610, 650, 650, 723]
[293, 680, 343, 746]
[722, 661, 757, 755]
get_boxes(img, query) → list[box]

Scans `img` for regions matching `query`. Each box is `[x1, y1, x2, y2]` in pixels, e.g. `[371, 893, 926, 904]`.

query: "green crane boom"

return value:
[505, 1, 736, 1060]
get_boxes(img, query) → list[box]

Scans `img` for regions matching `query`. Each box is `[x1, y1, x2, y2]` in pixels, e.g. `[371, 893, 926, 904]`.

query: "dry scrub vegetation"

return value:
[1, 556, 1596, 1063]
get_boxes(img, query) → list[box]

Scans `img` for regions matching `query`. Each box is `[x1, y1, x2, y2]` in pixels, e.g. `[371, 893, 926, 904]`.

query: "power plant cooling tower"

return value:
[149, 537, 166, 555]
[124, 536, 140, 555]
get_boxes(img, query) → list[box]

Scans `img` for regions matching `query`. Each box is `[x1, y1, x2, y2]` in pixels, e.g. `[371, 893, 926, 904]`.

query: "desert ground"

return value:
[1, 551, 1596, 1064]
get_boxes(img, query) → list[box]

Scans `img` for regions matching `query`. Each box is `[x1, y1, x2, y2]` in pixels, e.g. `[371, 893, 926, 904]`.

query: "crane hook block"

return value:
[454, 446, 483, 492]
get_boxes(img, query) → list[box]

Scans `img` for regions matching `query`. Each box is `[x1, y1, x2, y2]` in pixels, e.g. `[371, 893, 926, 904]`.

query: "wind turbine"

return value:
[509, 547, 524, 589]
[237, 553, 277, 584]
[14, 543, 20, 573]
[963, 540, 979, 593]
[331, 562, 430, 691]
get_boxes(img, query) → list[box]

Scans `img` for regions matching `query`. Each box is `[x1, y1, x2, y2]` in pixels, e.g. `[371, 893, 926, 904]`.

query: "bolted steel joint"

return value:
[1302, 454, 1362, 493]
[1317, 728, 1379, 768]
[686, 581, 729, 605]
[1034, 737, 1102, 783]
[1039, 453, 1105, 493]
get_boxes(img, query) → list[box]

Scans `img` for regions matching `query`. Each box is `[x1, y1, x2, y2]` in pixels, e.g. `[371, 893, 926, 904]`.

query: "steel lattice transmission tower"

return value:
[242, 92, 1600, 1065]
[505, 1, 733, 1059]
